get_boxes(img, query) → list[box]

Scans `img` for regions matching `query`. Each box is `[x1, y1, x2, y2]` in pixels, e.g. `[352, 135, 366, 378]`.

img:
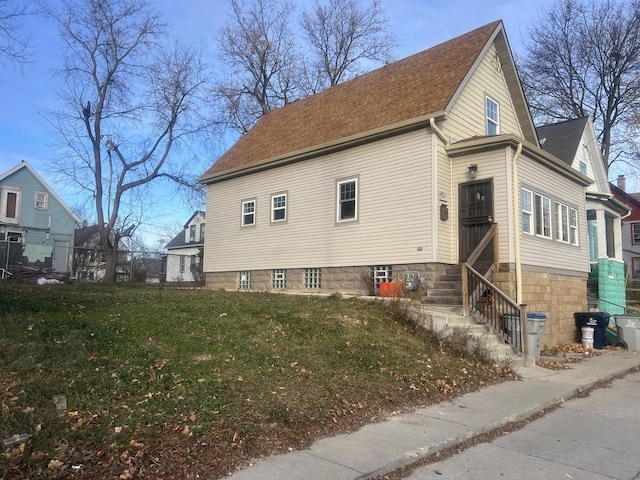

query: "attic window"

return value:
[34, 191, 48, 210]
[1, 187, 20, 223]
[486, 96, 499, 135]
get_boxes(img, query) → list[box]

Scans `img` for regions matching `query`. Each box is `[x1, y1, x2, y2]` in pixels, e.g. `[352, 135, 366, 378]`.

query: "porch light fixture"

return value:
[468, 164, 478, 179]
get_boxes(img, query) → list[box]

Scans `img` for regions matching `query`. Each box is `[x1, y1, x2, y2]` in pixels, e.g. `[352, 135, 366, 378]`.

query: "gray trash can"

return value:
[526, 313, 547, 361]
[616, 316, 640, 351]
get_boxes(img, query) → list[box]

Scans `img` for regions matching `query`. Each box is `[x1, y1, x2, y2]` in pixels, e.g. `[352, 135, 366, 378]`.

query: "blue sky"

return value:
[0, 0, 560, 247]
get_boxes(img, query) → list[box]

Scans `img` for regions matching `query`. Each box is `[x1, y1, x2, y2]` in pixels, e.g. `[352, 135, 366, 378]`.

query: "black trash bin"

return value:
[574, 312, 610, 349]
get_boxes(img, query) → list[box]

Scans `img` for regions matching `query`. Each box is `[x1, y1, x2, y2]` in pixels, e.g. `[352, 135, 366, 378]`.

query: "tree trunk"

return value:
[102, 248, 119, 283]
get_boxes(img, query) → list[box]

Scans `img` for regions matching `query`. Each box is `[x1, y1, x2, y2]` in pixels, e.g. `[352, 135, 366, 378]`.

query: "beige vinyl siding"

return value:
[443, 43, 523, 143]
[204, 130, 435, 272]
[517, 154, 589, 273]
[436, 139, 454, 263]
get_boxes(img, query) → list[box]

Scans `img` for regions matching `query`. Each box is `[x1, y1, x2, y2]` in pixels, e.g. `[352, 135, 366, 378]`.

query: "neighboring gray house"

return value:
[164, 211, 205, 282]
[0, 161, 79, 276]
[537, 117, 629, 314]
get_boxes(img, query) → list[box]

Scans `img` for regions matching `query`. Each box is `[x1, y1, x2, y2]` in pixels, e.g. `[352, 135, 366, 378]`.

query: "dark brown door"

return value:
[459, 179, 493, 261]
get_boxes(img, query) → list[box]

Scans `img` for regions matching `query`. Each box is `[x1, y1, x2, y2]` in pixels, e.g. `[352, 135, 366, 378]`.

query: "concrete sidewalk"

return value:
[225, 350, 640, 480]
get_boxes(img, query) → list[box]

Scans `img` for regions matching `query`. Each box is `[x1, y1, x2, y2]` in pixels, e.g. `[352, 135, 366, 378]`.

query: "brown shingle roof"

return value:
[201, 20, 502, 181]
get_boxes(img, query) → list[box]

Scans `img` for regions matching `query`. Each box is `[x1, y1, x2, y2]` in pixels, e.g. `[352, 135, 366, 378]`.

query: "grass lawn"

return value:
[0, 283, 514, 479]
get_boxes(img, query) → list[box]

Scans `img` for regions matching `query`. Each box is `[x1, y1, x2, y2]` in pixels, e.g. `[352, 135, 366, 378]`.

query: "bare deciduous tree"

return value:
[215, 0, 300, 134]
[42, 0, 210, 282]
[300, 0, 396, 93]
[0, 0, 32, 66]
[520, 0, 640, 170]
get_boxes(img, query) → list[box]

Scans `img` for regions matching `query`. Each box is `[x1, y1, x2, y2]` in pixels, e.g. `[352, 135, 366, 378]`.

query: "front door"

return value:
[459, 179, 493, 261]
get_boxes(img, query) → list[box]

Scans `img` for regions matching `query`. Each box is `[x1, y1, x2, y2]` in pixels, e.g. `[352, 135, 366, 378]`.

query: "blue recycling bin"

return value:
[574, 312, 609, 349]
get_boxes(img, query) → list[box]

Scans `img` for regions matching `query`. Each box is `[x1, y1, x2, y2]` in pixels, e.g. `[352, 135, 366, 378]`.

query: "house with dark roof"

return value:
[0, 161, 79, 277]
[611, 178, 640, 280]
[199, 21, 592, 348]
[164, 211, 205, 283]
[537, 117, 630, 314]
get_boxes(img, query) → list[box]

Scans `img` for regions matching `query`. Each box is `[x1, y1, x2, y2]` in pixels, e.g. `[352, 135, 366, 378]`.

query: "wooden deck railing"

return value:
[461, 224, 528, 355]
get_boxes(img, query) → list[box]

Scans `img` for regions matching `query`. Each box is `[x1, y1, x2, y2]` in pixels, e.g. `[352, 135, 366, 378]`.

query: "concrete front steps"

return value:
[406, 303, 521, 368]
[423, 266, 463, 306]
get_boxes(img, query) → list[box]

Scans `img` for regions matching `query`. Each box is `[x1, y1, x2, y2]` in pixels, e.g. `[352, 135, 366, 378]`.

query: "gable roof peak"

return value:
[201, 20, 507, 182]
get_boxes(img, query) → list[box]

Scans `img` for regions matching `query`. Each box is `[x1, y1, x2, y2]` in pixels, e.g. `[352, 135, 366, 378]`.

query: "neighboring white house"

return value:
[164, 211, 205, 282]
[536, 117, 630, 314]
[199, 21, 591, 346]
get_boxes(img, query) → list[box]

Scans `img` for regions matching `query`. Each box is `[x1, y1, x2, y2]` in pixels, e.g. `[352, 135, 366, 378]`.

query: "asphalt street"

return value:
[404, 370, 640, 480]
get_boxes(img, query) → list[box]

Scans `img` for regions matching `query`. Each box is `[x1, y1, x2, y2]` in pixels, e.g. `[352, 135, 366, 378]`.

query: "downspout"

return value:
[430, 118, 449, 262]
[511, 142, 523, 304]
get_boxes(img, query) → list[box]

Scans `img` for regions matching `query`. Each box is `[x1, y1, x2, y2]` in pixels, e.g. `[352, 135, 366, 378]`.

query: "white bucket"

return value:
[582, 326, 594, 350]
[581, 326, 594, 340]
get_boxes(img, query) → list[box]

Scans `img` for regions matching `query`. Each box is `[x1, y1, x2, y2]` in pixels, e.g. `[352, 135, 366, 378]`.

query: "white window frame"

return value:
[1, 186, 21, 223]
[238, 271, 252, 290]
[271, 193, 287, 223]
[569, 207, 578, 245]
[304, 268, 322, 289]
[486, 95, 500, 135]
[241, 199, 256, 227]
[534, 193, 551, 239]
[271, 269, 287, 289]
[199, 223, 205, 242]
[34, 191, 48, 210]
[555, 202, 570, 243]
[579, 161, 588, 176]
[371, 265, 392, 292]
[189, 224, 196, 242]
[336, 177, 358, 223]
[179, 255, 186, 273]
[521, 188, 533, 234]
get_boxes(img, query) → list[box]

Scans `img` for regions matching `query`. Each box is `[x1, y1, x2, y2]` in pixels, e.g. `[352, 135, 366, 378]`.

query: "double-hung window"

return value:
[34, 191, 48, 210]
[569, 207, 578, 245]
[199, 223, 205, 242]
[189, 224, 196, 242]
[337, 178, 358, 222]
[241, 199, 256, 226]
[486, 96, 499, 135]
[271, 193, 287, 222]
[521, 188, 533, 234]
[555, 202, 570, 243]
[633, 224, 640, 245]
[534, 193, 551, 238]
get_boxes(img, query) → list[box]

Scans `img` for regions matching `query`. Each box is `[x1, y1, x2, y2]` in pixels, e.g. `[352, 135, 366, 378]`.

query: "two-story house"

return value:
[199, 21, 592, 346]
[536, 117, 629, 314]
[164, 211, 205, 283]
[0, 161, 79, 276]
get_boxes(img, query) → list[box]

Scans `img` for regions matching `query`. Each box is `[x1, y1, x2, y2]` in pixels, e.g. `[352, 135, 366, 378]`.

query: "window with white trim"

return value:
[179, 255, 186, 273]
[1, 187, 21, 223]
[271, 269, 287, 288]
[579, 161, 588, 175]
[241, 199, 256, 226]
[189, 224, 196, 242]
[521, 188, 533, 234]
[199, 223, 205, 242]
[34, 191, 48, 210]
[569, 207, 578, 245]
[189, 255, 197, 272]
[534, 193, 551, 238]
[337, 178, 357, 222]
[238, 271, 252, 289]
[555, 202, 570, 243]
[304, 268, 322, 289]
[486, 96, 499, 135]
[271, 193, 287, 222]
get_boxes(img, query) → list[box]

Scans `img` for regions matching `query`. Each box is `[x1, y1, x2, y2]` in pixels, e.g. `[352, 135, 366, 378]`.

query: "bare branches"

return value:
[300, 0, 396, 92]
[42, 0, 211, 282]
[0, 0, 33, 67]
[520, 0, 640, 169]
